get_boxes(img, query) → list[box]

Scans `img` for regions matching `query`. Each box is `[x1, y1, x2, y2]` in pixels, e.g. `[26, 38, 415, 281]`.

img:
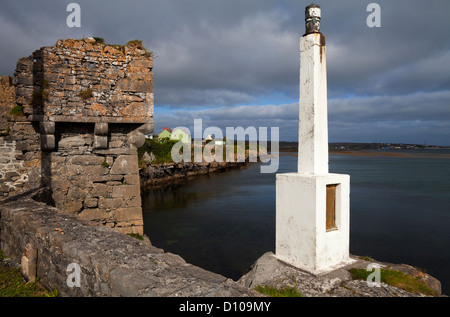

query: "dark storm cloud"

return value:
[0, 0, 449, 144]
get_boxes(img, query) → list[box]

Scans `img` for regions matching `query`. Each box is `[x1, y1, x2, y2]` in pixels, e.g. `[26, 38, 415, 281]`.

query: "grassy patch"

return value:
[9, 105, 24, 116]
[348, 267, 437, 296]
[92, 37, 105, 43]
[86, 37, 153, 56]
[0, 250, 57, 297]
[101, 160, 110, 168]
[126, 39, 145, 50]
[127, 233, 144, 241]
[255, 285, 303, 297]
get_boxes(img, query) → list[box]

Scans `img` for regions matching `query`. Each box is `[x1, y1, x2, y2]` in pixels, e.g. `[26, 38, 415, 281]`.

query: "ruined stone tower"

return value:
[1, 38, 154, 235]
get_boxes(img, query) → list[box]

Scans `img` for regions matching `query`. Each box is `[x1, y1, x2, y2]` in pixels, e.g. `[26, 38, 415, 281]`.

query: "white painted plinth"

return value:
[275, 172, 353, 274]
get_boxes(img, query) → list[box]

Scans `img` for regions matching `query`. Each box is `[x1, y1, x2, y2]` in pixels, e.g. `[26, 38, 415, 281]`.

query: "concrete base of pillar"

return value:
[275, 172, 354, 275]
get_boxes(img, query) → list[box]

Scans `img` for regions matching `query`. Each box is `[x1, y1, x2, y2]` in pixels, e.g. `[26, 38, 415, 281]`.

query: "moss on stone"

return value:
[348, 267, 437, 296]
[255, 285, 303, 297]
[9, 105, 24, 116]
[0, 250, 57, 297]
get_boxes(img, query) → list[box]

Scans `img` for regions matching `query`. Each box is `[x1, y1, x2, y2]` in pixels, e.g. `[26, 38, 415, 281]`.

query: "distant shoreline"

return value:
[330, 150, 450, 159]
[277, 149, 450, 159]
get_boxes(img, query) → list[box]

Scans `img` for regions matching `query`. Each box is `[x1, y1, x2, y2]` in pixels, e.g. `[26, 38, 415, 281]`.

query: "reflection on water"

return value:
[142, 165, 276, 279]
[142, 150, 450, 293]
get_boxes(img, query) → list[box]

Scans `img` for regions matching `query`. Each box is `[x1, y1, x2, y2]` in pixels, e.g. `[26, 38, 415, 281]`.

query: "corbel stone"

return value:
[94, 135, 108, 149]
[95, 122, 108, 136]
[128, 130, 145, 149]
[39, 121, 56, 151]
[128, 121, 154, 149]
[39, 121, 55, 134]
[137, 122, 154, 135]
[94, 122, 108, 149]
[40, 134, 55, 151]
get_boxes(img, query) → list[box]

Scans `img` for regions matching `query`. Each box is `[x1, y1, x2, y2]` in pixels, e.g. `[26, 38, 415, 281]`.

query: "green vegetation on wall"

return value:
[137, 138, 179, 165]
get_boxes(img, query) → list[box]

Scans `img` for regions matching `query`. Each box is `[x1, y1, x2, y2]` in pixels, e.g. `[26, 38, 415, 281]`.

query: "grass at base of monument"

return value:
[349, 267, 437, 296]
[0, 249, 58, 297]
[255, 285, 303, 297]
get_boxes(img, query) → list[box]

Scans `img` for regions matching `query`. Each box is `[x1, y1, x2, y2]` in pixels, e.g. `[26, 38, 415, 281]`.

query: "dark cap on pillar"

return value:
[305, 4, 321, 34]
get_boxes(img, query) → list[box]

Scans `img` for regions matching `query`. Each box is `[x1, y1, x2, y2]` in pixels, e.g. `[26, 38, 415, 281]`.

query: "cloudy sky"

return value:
[1, 0, 449, 145]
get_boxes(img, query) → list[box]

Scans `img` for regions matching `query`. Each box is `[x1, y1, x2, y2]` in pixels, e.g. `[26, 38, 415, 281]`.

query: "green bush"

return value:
[137, 138, 179, 164]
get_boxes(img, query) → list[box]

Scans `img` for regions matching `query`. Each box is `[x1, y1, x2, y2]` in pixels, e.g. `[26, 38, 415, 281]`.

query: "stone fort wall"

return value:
[0, 38, 154, 235]
[0, 196, 255, 296]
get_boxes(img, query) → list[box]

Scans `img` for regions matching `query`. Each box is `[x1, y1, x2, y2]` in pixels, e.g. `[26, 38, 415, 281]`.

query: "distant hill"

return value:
[270, 142, 449, 152]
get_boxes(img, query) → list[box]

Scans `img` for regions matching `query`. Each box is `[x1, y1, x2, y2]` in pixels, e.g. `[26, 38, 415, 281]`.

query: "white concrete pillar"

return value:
[275, 4, 353, 274]
[298, 32, 328, 174]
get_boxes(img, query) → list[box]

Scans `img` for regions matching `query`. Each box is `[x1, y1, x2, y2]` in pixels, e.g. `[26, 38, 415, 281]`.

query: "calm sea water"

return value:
[142, 150, 450, 294]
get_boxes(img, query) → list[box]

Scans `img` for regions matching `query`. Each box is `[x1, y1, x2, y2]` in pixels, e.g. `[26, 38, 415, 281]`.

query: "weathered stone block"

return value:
[40, 134, 55, 151]
[94, 135, 108, 149]
[78, 208, 109, 221]
[59, 136, 86, 148]
[125, 196, 141, 208]
[4, 171, 19, 182]
[98, 197, 124, 210]
[71, 155, 105, 166]
[83, 165, 109, 177]
[64, 200, 84, 214]
[39, 122, 55, 134]
[84, 197, 98, 208]
[114, 207, 142, 222]
[94, 123, 108, 136]
[51, 179, 71, 191]
[21, 243, 37, 282]
[67, 186, 88, 200]
[123, 174, 140, 185]
[110, 155, 138, 175]
[112, 185, 140, 198]
[0, 157, 11, 164]
[91, 183, 108, 197]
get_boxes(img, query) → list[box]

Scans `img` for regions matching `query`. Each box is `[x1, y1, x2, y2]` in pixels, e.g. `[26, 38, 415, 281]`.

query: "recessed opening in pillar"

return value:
[326, 184, 338, 231]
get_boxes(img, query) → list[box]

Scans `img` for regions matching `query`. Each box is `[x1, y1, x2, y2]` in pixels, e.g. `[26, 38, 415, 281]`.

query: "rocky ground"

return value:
[239, 252, 443, 297]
